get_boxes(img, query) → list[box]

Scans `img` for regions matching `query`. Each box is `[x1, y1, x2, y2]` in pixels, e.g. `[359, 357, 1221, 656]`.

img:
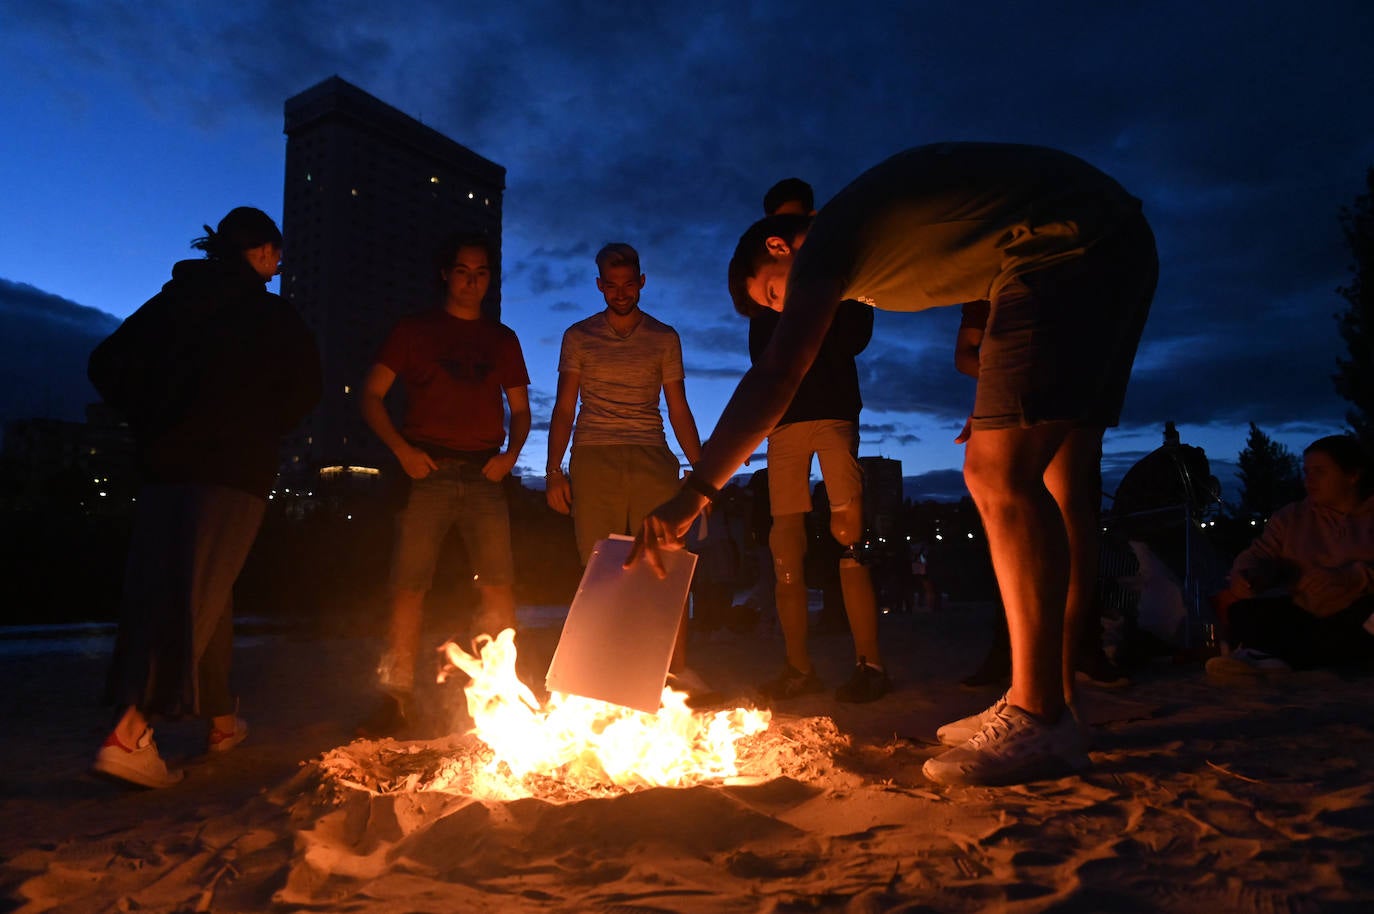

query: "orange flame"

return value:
[434, 629, 770, 798]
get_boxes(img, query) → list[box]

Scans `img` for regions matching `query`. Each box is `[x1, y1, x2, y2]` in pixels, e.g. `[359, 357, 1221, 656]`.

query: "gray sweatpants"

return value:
[105, 483, 266, 718]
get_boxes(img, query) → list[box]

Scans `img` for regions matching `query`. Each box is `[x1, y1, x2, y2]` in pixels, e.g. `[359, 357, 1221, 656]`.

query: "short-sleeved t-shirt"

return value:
[558, 311, 683, 447]
[795, 143, 1143, 314]
[376, 309, 530, 453]
[749, 299, 873, 427]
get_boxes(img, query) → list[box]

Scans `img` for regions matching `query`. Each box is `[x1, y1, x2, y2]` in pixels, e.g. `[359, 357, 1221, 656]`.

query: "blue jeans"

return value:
[389, 459, 514, 593]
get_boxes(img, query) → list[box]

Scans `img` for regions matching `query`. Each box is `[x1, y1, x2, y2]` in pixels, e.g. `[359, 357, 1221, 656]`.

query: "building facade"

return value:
[281, 76, 506, 476]
[859, 455, 904, 539]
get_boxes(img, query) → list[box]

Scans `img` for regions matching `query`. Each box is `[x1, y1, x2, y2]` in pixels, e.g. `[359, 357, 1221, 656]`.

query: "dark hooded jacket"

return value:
[88, 257, 321, 498]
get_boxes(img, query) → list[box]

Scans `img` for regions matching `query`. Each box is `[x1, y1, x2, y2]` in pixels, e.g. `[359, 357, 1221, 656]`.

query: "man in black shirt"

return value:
[749, 179, 888, 703]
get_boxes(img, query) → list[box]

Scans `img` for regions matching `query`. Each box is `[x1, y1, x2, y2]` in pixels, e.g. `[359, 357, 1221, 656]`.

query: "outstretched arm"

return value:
[628, 269, 846, 572]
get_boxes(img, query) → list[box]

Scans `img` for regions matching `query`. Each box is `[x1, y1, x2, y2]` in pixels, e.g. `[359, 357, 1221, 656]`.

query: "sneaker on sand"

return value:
[208, 717, 249, 753]
[835, 658, 891, 703]
[356, 692, 411, 739]
[1074, 648, 1131, 689]
[1205, 647, 1292, 684]
[93, 728, 184, 789]
[937, 694, 1007, 746]
[758, 664, 825, 700]
[923, 704, 1090, 787]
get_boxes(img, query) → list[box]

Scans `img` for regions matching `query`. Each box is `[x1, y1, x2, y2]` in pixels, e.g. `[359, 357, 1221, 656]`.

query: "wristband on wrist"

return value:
[682, 472, 720, 502]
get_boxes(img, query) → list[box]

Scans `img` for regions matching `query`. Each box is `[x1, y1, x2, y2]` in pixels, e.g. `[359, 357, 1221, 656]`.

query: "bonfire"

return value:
[318, 629, 819, 803]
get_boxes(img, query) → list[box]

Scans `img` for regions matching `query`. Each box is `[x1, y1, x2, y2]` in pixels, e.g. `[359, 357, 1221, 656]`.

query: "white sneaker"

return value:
[93, 728, 185, 789]
[936, 694, 1006, 746]
[1205, 647, 1292, 683]
[923, 704, 1090, 786]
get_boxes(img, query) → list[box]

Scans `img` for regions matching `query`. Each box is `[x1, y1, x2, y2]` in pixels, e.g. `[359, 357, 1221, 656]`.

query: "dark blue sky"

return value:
[2, 1, 1371, 500]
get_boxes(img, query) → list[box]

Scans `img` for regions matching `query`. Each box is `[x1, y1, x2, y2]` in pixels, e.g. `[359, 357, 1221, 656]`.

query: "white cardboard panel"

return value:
[545, 535, 697, 713]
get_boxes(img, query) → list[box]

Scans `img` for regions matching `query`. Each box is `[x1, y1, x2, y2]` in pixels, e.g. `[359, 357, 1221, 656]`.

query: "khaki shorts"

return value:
[766, 419, 863, 516]
[568, 443, 682, 564]
[972, 211, 1158, 430]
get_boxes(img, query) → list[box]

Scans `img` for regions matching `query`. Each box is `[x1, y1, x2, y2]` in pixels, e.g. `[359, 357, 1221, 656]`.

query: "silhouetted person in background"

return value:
[359, 231, 530, 737]
[88, 207, 320, 788]
[1208, 435, 1374, 680]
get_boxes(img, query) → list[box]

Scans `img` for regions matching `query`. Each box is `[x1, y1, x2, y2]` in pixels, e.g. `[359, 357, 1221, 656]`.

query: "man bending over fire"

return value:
[628, 143, 1157, 787]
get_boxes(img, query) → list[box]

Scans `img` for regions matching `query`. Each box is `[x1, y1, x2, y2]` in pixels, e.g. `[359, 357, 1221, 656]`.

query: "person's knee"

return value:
[769, 513, 806, 586]
[829, 502, 863, 549]
[963, 448, 1046, 510]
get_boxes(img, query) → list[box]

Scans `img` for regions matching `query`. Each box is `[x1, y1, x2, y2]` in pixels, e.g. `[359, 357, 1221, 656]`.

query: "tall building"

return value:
[859, 455, 904, 538]
[281, 76, 506, 476]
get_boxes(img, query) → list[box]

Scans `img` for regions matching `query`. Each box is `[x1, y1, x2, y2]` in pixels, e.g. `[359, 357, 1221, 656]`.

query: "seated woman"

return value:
[1208, 435, 1374, 679]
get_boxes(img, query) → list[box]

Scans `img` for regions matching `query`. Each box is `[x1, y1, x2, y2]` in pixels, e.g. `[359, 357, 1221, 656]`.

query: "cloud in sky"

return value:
[1, 0, 1371, 493]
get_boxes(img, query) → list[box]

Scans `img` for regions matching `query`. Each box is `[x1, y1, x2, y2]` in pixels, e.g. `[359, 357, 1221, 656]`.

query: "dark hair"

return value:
[595, 242, 641, 275]
[191, 207, 282, 260]
[763, 177, 814, 215]
[1304, 434, 1371, 495]
[434, 230, 496, 279]
[727, 213, 812, 317]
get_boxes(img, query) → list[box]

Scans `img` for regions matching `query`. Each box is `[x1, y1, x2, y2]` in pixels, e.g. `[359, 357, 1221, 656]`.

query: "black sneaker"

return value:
[835, 658, 891, 703]
[758, 664, 825, 699]
[355, 692, 411, 739]
[1074, 647, 1130, 689]
[960, 645, 1011, 689]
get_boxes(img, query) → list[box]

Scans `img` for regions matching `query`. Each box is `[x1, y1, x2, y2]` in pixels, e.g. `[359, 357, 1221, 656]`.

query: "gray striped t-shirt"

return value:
[558, 310, 684, 447]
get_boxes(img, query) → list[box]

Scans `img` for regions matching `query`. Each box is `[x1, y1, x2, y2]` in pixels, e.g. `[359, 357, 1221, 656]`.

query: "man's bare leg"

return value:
[831, 501, 881, 665]
[381, 588, 426, 693]
[962, 422, 1075, 721]
[475, 584, 518, 640]
[770, 513, 812, 672]
[1043, 427, 1105, 706]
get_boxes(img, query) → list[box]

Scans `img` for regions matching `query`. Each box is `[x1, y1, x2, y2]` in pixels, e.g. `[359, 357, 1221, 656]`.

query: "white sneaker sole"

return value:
[92, 754, 185, 789]
[922, 748, 1089, 787]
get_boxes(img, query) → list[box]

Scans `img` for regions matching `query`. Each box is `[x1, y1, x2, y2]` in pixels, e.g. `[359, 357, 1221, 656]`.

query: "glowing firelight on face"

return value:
[432, 629, 770, 799]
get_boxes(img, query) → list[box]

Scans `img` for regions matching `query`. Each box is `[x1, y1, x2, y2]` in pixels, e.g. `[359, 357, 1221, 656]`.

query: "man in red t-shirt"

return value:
[358, 231, 531, 736]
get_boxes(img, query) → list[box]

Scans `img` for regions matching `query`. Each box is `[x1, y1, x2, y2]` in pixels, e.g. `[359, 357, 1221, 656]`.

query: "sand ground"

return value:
[1, 601, 1371, 913]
